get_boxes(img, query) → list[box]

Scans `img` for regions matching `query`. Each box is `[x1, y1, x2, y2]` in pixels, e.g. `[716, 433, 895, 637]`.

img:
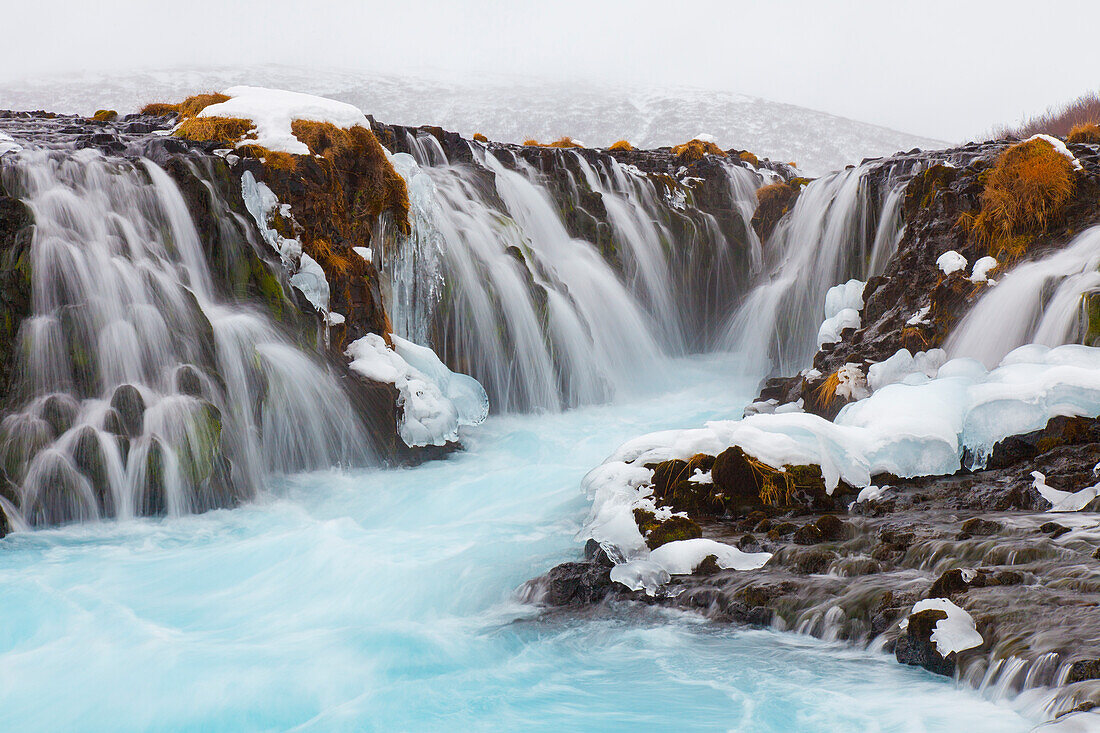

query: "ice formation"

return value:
[345, 334, 488, 447]
[969, 256, 998, 283]
[1031, 471, 1100, 513]
[817, 279, 865, 348]
[583, 344, 1100, 564]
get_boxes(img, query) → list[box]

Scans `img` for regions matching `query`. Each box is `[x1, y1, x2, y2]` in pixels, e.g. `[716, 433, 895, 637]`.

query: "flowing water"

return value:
[0, 355, 1037, 731]
[946, 225, 1100, 367]
[0, 147, 369, 530]
[0, 126, 1055, 730]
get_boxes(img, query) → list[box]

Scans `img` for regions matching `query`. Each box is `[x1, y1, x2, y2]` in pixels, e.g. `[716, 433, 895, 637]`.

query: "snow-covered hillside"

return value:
[0, 66, 946, 175]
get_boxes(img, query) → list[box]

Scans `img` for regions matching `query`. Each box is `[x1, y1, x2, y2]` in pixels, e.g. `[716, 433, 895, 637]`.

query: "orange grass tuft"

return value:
[671, 138, 727, 163]
[960, 137, 1076, 261]
[173, 116, 255, 143]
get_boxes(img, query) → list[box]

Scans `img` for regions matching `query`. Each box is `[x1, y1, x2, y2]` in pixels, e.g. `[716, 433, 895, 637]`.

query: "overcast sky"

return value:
[3, 0, 1098, 141]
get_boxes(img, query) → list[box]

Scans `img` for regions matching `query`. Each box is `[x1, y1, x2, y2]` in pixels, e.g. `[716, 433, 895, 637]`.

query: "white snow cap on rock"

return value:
[692, 133, 717, 143]
[345, 334, 488, 447]
[198, 86, 370, 155]
[867, 348, 947, 392]
[608, 539, 771, 595]
[969, 256, 998, 283]
[936, 250, 968, 276]
[900, 598, 983, 656]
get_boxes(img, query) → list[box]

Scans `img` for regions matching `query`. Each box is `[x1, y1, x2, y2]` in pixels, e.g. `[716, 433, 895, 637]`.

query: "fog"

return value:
[3, 0, 1098, 141]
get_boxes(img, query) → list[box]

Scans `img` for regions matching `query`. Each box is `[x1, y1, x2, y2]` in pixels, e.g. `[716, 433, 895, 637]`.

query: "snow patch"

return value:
[199, 86, 370, 155]
[817, 279, 865, 347]
[969, 256, 998, 283]
[648, 538, 771, 575]
[936, 250, 968, 276]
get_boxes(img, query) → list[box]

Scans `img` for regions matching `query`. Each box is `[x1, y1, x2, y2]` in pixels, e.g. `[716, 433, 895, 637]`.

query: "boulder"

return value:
[895, 608, 956, 677]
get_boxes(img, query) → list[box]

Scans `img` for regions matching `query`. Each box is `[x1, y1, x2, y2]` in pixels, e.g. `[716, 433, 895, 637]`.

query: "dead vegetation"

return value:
[958, 137, 1077, 261]
[174, 117, 256, 143]
[671, 138, 726, 163]
[609, 139, 634, 152]
[1067, 122, 1100, 144]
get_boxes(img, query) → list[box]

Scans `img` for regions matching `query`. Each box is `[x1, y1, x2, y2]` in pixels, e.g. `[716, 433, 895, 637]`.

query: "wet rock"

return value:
[71, 425, 115, 517]
[539, 561, 614, 606]
[711, 446, 763, 504]
[960, 517, 1001, 536]
[794, 548, 837, 574]
[793, 523, 824, 545]
[650, 458, 689, 497]
[137, 438, 167, 516]
[642, 513, 702, 549]
[39, 393, 79, 437]
[695, 554, 722, 576]
[814, 514, 848, 541]
[987, 415, 1100, 469]
[895, 608, 956, 677]
[110, 384, 145, 438]
[174, 364, 204, 397]
[737, 533, 760, 552]
[1040, 521, 1071, 539]
[1067, 660, 1100, 684]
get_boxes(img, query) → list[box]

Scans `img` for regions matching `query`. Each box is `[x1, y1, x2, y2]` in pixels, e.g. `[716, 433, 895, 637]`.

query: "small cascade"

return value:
[718, 161, 918, 376]
[0, 145, 369, 528]
[946, 225, 1100, 367]
[381, 133, 762, 411]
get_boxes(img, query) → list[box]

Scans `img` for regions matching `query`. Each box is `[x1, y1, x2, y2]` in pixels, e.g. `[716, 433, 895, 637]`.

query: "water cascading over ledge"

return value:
[0, 120, 380, 531]
[376, 125, 774, 412]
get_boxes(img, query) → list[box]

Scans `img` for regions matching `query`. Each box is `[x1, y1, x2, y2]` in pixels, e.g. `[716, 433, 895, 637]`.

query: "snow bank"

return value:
[582, 344, 1100, 565]
[199, 86, 369, 155]
[817, 279, 864, 347]
[901, 598, 983, 656]
[936, 250, 967, 276]
[345, 334, 488, 447]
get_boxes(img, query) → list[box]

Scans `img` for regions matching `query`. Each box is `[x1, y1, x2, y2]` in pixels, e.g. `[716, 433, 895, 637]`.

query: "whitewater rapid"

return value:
[0, 354, 1035, 732]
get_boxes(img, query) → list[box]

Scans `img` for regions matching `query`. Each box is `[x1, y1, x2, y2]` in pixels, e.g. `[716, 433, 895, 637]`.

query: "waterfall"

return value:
[718, 161, 915, 376]
[382, 133, 763, 411]
[0, 146, 370, 528]
[945, 226, 1100, 367]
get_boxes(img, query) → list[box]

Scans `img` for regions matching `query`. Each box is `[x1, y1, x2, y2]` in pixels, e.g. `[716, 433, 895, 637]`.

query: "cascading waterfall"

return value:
[718, 161, 915, 376]
[381, 132, 764, 411]
[0, 145, 369, 528]
[946, 225, 1100, 366]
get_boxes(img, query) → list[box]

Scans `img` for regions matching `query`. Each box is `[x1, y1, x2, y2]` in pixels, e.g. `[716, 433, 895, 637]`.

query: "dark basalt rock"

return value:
[959, 517, 1001, 536]
[109, 384, 145, 438]
[537, 560, 616, 607]
[1067, 660, 1100, 684]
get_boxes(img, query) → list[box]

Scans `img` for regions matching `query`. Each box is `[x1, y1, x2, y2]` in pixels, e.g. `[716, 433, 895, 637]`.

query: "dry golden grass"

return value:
[756, 182, 791, 206]
[522, 139, 541, 146]
[812, 371, 844, 411]
[289, 120, 410, 229]
[671, 138, 727, 162]
[140, 102, 180, 117]
[959, 137, 1077, 260]
[178, 93, 230, 119]
[546, 136, 584, 148]
[1067, 122, 1100, 144]
[472, 133, 489, 142]
[742, 455, 794, 507]
[173, 117, 255, 143]
[609, 139, 634, 152]
[92, 109, 117, 122]
[739, 151, 760, 167]
[235, 144, 298, 171]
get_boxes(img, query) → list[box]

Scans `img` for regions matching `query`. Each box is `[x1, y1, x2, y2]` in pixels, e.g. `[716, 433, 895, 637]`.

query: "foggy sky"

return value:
[3, 0, 1099, 141]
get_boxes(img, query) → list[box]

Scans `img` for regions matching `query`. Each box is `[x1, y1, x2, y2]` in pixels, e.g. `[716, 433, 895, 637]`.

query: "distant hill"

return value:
[0, 66, 946, 176]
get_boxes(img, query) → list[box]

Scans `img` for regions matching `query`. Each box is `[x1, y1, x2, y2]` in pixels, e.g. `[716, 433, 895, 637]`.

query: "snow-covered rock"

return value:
[936, 250, 967, 276]
[345, 333, 488, 447]
[900, 598, 983, 656]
